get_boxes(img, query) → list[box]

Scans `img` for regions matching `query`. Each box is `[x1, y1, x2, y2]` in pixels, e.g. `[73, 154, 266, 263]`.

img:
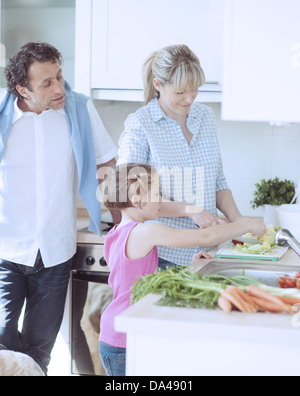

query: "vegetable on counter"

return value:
[234, 242, 275, 255]
[131, 266, 300, 314]
[278, 272, 300, 289]
[232, 225, 280, 256]
[243, 224, 279, 246]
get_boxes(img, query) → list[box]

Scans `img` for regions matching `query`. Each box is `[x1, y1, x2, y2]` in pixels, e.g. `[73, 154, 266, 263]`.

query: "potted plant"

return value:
[251, 177, 295, 226]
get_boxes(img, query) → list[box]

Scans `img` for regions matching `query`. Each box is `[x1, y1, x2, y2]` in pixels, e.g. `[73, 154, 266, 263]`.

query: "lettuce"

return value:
[234, 225, 280, 255]
[234, 242, 276, 255]
[258, 224, 280, 246]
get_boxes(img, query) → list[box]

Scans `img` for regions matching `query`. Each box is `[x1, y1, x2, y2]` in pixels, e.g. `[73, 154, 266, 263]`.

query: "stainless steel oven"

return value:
[71, 223, 113, 376]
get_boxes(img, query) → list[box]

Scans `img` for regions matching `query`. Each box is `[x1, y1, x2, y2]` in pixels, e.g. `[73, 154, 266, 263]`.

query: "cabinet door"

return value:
[222, 0, 300, 123]
[91, 0, 224, 90]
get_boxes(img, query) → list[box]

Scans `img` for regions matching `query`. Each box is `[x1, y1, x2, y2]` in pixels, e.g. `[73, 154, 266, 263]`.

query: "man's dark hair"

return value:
[5, 42, 62, 99]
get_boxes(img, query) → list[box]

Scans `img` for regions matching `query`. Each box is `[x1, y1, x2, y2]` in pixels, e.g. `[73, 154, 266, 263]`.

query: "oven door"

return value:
[71, 270, 113, 376]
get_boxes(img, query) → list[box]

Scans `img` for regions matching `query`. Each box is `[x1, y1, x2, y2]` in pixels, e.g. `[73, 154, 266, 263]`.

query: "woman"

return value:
[117, 44, 247, 267]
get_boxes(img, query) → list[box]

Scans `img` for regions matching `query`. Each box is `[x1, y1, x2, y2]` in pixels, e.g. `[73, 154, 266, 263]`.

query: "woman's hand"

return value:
[232, 215, 267, 238]
[243, 218, 266, 238]
[192, 250, 213, 264]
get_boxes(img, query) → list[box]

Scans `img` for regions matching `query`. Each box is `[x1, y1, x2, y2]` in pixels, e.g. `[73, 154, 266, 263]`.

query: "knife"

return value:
[232, 236, 263, 245]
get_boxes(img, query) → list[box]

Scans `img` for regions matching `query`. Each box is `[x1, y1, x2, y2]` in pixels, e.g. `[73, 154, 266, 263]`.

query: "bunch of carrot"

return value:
[218, 285, 300, 314]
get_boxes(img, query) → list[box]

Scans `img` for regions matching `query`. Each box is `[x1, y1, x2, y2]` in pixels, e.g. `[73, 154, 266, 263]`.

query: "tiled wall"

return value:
[213, 103, 300, 217]
[94, 100, 300, 218]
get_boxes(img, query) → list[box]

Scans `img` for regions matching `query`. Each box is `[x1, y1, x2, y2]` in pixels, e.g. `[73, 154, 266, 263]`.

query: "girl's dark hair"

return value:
[99, 163, 158, 210]
[5, 42, 62, 99]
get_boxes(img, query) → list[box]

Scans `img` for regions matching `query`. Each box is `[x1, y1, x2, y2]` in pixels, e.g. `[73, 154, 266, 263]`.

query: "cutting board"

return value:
[215, 243, 289, 261]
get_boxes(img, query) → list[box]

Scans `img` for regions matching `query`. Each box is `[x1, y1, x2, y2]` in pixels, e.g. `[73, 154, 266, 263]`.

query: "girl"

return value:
[99, 163, 266, 376]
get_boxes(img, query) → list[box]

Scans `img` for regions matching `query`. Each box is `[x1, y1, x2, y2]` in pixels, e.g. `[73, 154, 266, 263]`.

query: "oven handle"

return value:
[72, 270, 109, 284]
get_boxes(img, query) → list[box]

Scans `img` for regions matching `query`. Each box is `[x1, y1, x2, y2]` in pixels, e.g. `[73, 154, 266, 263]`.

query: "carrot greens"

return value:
[131, 266, 300, 310]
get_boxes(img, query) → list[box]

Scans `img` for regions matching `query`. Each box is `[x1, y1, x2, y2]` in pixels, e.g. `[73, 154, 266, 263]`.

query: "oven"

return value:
[71, 223, 113, 376]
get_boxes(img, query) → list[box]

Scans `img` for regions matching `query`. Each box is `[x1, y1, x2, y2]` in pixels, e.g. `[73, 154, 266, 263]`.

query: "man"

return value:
[0, 42, 117, 374]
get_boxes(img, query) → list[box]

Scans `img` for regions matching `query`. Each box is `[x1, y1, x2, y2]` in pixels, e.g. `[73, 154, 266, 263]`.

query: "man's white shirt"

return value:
[0, 99, 117, 267]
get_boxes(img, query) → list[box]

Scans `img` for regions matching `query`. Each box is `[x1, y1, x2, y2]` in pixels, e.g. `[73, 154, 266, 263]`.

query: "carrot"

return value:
[250, 296, 288, 313]
[218, 296, 232, 312]
[247, 285, 286, 309]
[221, 289, 245, 312]
[228, 286, 258, 312]
[222, 288, 255, 313]
[278, 296, 300, 306]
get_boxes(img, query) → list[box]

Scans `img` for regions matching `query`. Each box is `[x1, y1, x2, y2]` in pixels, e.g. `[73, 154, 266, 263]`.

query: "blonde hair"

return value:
[143, 44, 205, 104]
[100, 163, 158, 210]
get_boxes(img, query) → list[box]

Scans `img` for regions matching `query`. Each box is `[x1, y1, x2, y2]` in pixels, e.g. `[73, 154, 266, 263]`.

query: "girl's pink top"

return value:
[99, 221, 158, 348]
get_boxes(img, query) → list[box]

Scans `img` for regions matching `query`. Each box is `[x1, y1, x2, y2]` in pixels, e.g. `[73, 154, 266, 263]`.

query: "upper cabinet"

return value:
[222, 0, 300, 123]
[75, 0, 224, 102]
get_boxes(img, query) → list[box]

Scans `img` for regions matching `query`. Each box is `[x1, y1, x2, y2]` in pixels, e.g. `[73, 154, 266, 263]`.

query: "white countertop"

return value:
[116, 247, 300, 345]
[191, 245, 300, 271]
[115, 248, 300, 375]
[76, 215, 107, 244]
[77, 229, 106, 244]
[116, 293, 300, 345]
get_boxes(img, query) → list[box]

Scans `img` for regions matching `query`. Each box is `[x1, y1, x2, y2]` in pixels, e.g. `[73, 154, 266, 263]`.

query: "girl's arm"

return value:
[149, 219, 265, 248]
[126, 218, 266, 260]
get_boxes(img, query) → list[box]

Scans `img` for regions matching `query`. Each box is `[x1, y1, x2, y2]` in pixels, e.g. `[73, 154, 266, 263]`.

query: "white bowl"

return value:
[276, 204, 300, 241]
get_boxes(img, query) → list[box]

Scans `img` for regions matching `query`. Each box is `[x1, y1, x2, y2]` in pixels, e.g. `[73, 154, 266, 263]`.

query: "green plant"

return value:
[251, 177, 295, 209]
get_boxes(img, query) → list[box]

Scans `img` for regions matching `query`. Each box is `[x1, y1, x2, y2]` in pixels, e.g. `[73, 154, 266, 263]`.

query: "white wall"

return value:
[94, 100, 300, 218]
[215, 104, 300, 217]
[1, 5, 75, 87]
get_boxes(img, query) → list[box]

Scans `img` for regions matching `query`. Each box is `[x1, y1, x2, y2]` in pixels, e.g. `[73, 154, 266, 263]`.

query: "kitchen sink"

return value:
[199, 261, 300, 287]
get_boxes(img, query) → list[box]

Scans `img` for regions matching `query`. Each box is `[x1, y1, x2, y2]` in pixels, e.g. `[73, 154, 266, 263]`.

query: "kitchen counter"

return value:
[115, 248, 300, 376]
[190, 245, 300, 271]
[77, 228, 106, 244]
[76, 210, 110, 244]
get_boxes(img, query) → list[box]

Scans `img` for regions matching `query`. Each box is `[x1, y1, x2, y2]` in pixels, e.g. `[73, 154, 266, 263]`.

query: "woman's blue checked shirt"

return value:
[117, 98, 230, 266]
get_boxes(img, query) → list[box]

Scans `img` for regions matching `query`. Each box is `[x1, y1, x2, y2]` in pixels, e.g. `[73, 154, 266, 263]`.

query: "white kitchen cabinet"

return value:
[116, 293, 300, 376]
[76, 0, 224, 101]
[222, 0, 300, 123]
